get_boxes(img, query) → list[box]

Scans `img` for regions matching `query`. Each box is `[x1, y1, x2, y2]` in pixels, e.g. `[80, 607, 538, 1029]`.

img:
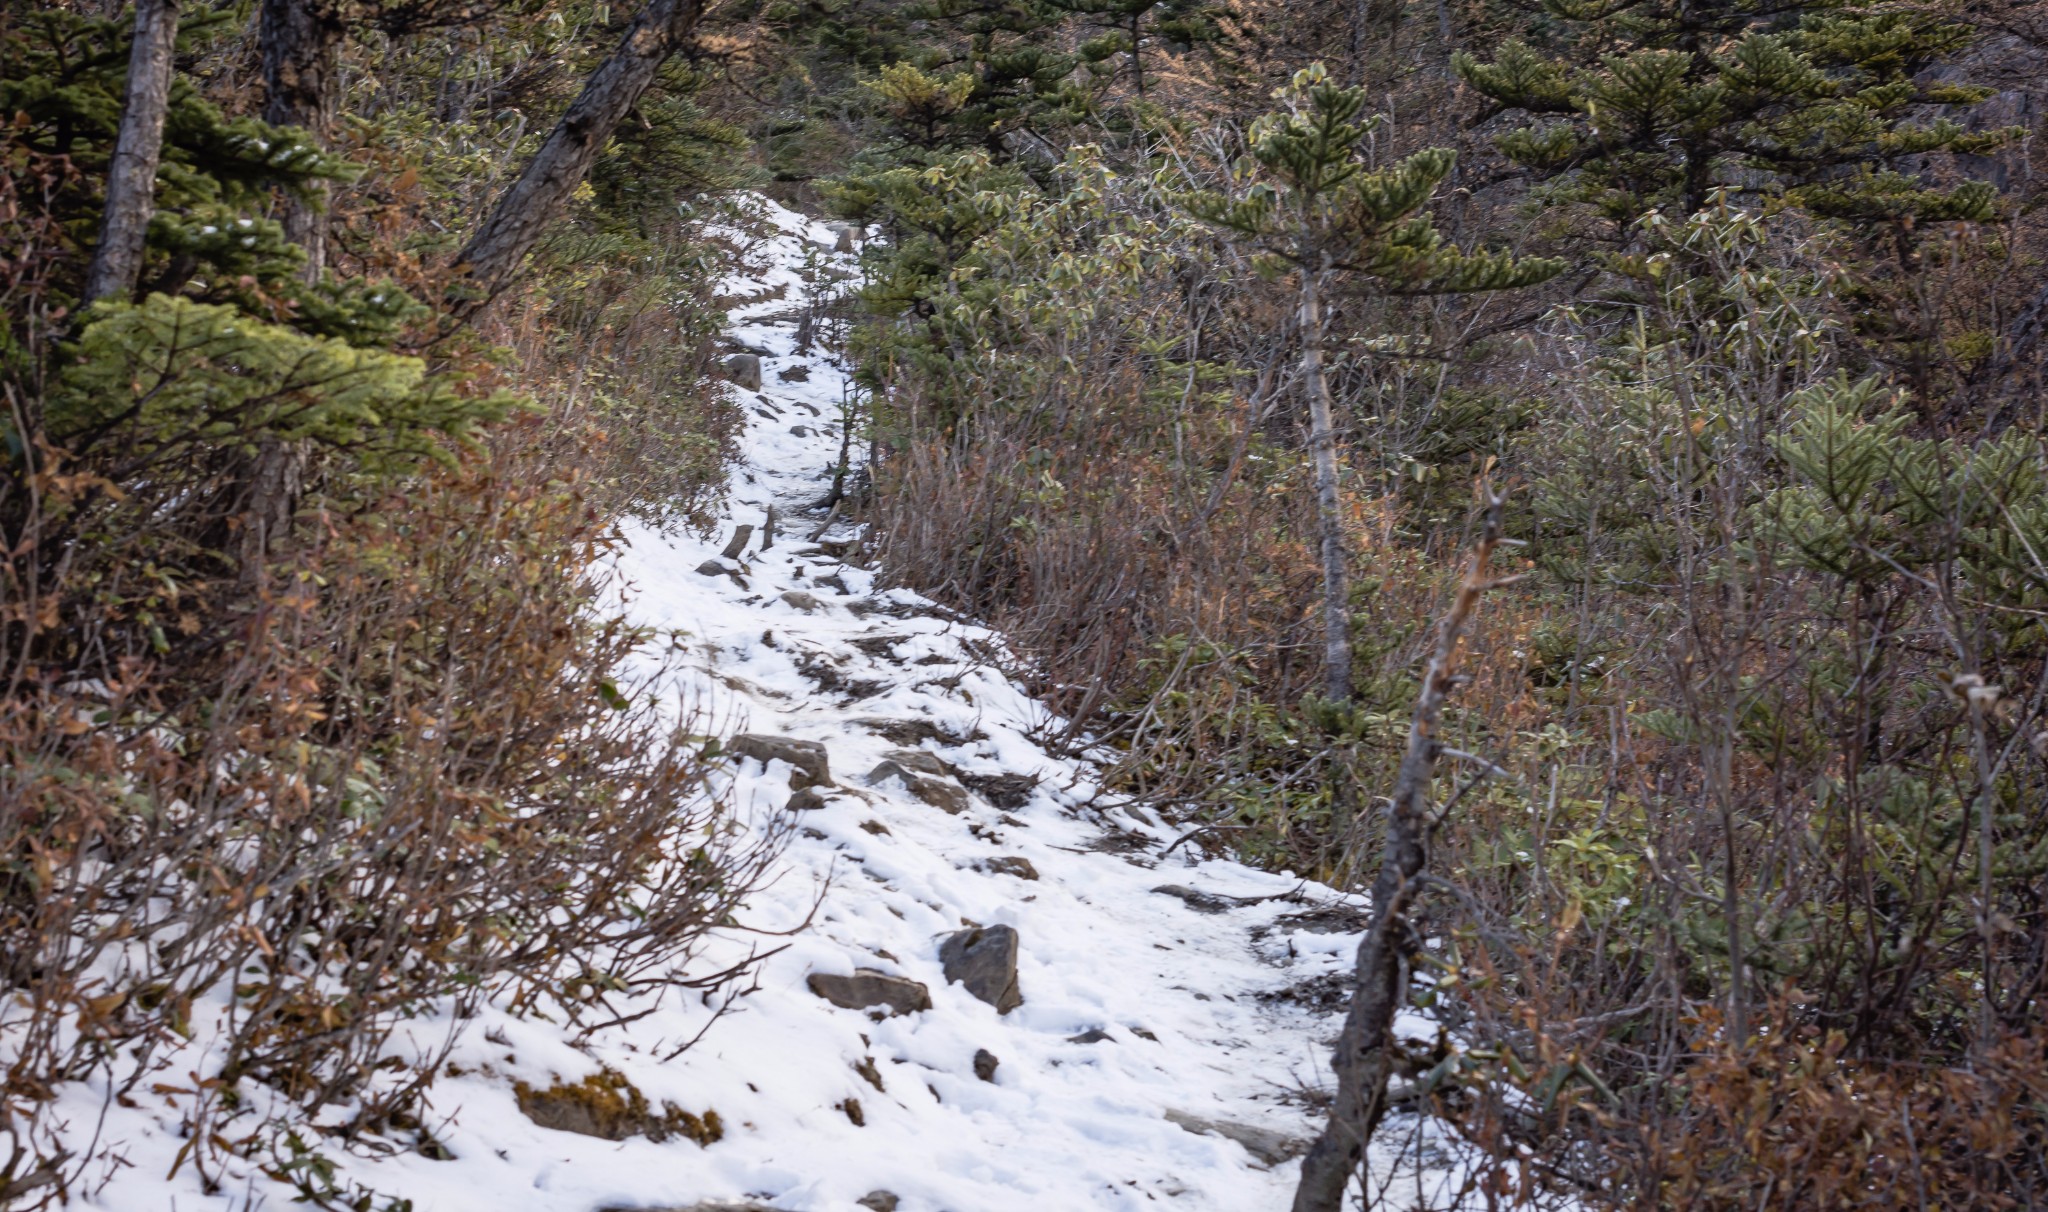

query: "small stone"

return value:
[1151, 884, 1254, 915]
[722, 353, 762, 391]
[1163, 1110, 1310, 1167]
[779, 364, 811, 382]
[827, 221, 859, 252]
[853, 1056, 886, 1092]
[780, 590, 822, 612]
[785, 787, 828, 811]
[939, 924, 1022, 1014]
[719, 524, 755, 560]
[865, 760, 970, 814]
[599, 1203, 774, 1212]
[1066, 1028, 1115, 1045]
[807, 970, 932, 1016]
[972, 1048, 1000, 1082]
[981, 856, 1038, 881]
[859, 819, 891, 835]
[881, 749, 953, 777]
[727, 734, 831, 789]
[856, 1192, 899, 1212]
[696, 559, 734, 578]
[959, 771, 1039, 810]
[790, 424, 812, 437]
[839, 1097, 865, 1126]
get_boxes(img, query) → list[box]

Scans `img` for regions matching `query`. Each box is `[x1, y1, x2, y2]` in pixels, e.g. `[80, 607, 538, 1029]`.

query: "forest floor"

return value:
[59, 197, 1466, 1212]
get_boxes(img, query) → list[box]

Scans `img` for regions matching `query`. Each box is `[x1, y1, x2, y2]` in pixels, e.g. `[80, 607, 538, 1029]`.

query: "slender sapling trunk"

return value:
[1301, 258, 1353, 702]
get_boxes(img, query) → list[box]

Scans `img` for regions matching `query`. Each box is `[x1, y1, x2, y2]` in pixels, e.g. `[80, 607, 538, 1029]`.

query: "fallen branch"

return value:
[1292, 487, 1514, 1212]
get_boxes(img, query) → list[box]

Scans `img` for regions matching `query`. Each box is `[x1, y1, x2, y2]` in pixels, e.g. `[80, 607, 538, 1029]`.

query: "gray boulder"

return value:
[939, 924, 1022, 1014]
[1164, 1110, 1310, 1167]
[722, 353, 762, 391]
[807, 969, 932, 1016]
[779, 590, 822, 613]
[727, 734, 831, 790]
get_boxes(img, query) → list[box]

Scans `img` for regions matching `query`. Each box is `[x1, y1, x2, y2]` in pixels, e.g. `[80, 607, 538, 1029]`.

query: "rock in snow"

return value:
[1164, 1109, 1312, 1168]
[726, 732, 833, 789]
[939, 924, 1024, 1014]
[723, 352, 763, 390]
[51, 194, 1473, 1212]
[864, 758, 969, 814]
[807, 970, 935, 1017]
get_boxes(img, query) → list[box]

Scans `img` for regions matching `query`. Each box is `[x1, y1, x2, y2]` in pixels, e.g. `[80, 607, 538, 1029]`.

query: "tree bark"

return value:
[1292, 495, 1509, 1212]
[449, 0, 705, 313]
[1300, 260, 1352, 702]
[260, 0, 345, 282]
[85, 0, 181, 305]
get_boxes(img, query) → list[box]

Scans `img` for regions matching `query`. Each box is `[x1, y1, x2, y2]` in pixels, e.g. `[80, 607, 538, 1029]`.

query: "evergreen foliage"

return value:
[1454, 2, 2019, 230]
[1183, 63, 1562, 294]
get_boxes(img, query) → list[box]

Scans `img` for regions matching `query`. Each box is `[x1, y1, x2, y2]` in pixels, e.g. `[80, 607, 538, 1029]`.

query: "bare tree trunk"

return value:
[238, 436, 304, 589]
[260, 0, 344, 283]
[449, 0, 705, 313]
[85, 0, 181, 304]
[1129, 12, 1144, 97]
[1301, 260, 1352, 702]
[1293, 494, 1511, 1212]
[244, 0, 344, 583]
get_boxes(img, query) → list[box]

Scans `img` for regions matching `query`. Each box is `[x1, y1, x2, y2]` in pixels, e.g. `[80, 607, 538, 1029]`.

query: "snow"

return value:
[45, 195, 1471, 1211]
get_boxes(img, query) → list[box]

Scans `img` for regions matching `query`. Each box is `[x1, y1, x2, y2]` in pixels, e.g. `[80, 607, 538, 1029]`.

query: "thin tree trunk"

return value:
[238, 436, 304, 588]
[449, 0, 705, 313]
[1130, 13, 1144, 97]
[85, 0, 181, 305]
[246, 0, 344, 581]
[1301, 261, 1352, 702]
[1293, 495, 1510, 1212]
[260, 0, 344, 283]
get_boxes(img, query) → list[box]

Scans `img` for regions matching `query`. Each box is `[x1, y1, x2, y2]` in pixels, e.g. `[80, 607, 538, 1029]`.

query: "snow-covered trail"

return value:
[57, 197, 1471, 1212]
[514, 196, 1369, 1211]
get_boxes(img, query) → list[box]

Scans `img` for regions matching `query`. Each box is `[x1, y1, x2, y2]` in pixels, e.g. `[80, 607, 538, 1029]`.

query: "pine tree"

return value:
[1039, 0, 1219, 97]
[1454, 1, 2021, 399]
[1182, 62, 1560, 702]
[900, 0, 1089, 154]
[1454, 2, 2015, 229]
